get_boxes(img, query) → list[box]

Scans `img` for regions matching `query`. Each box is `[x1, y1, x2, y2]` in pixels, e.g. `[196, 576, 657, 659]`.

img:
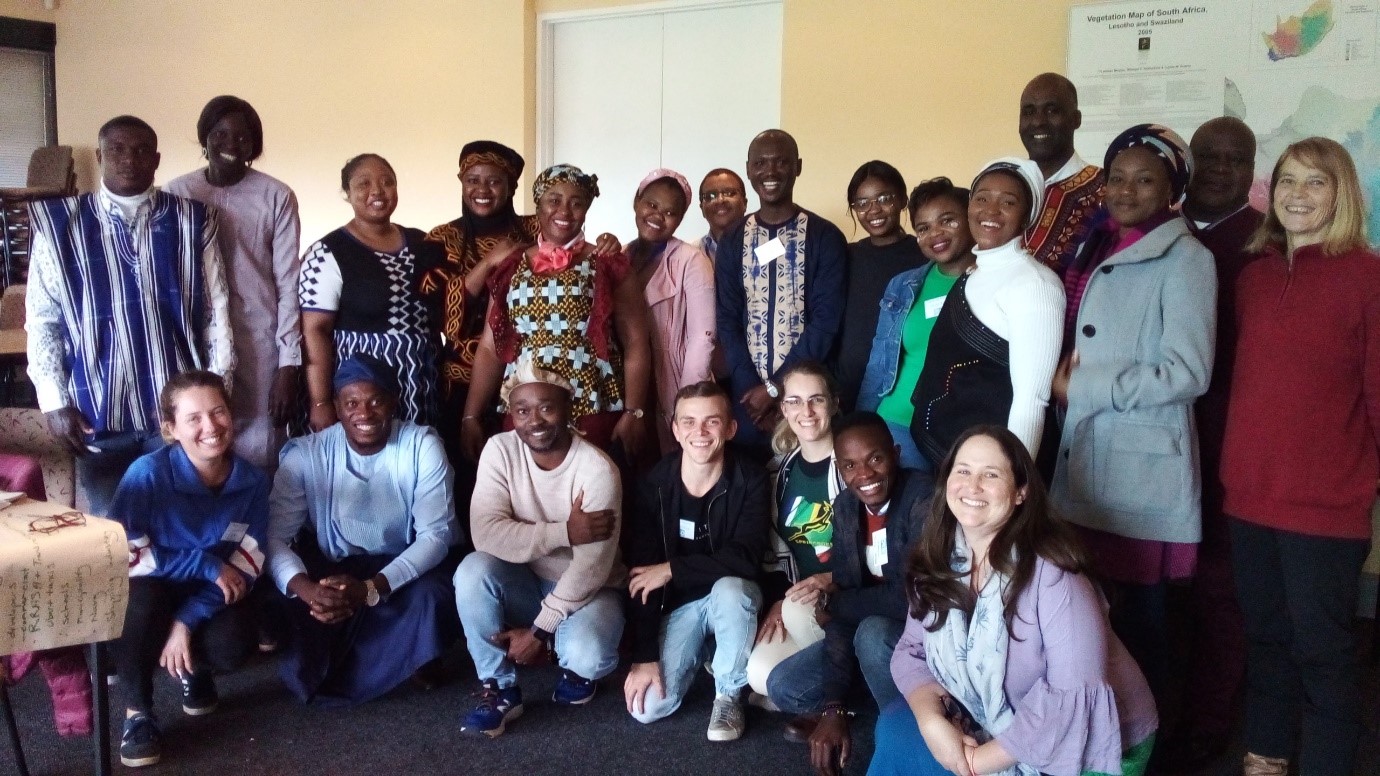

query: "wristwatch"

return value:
[764, 379, 780, 399]
[363, 579, 382, 607]
[626, 407, 645, 419]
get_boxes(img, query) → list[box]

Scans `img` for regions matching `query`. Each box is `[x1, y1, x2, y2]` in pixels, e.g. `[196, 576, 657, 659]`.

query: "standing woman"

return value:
[625, 168, 716, 453]
[298, 154, 442, 431]
[1222, 137, 1379, 776]
[858, 178, 976, 471]
[164, 95, 301, 472]
[835, 161, 923, 412]
[460, 164, 651, 459]
[108, 371, 269, 768]
[909, 158, 1064, 469]
[1050, 124, 1214, 702]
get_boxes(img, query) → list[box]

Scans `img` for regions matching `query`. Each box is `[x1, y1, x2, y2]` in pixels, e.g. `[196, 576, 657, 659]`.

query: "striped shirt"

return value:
[26, 185, 234, 433]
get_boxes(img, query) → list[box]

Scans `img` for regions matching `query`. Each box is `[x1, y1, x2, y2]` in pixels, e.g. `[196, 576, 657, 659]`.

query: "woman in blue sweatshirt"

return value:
[109, 370, 270, 769]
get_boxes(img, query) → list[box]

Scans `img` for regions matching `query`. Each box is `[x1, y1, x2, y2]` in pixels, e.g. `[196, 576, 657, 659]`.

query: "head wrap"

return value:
[1103, 123, 1194, 207]
[971, 157, 1046, 230]
[499, 356, 575, 407]
[333, 353, 400, 396]
[636, 168, 693, 211]
[458, 140, 524, 184]
[533, 163, 599, 205]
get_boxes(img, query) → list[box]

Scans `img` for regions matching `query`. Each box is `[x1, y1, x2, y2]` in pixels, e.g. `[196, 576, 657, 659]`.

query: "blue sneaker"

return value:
[119, 712, 161, 767]
[461, 680, 523, 738]
[551, 669, 596, 705]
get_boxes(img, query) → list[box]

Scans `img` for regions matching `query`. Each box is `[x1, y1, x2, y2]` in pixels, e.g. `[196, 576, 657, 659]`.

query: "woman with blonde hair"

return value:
[1222, 137, 1379, 776]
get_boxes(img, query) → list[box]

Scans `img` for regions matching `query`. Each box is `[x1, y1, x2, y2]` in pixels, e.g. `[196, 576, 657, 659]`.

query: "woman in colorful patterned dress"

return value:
[298, 153, 442, 432]
[459, 164, 651, 460]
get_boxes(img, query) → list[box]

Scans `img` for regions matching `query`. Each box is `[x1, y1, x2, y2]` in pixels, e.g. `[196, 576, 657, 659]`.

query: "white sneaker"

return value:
[707, 693, 745, 742]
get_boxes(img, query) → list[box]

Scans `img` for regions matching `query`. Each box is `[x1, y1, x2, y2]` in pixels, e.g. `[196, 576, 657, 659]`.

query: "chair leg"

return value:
[89, 643, 110, 776]
[0, 680, 31, 776]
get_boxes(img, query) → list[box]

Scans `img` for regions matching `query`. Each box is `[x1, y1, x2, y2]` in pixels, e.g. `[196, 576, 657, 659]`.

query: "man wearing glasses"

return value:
[697, 168, 748, 262]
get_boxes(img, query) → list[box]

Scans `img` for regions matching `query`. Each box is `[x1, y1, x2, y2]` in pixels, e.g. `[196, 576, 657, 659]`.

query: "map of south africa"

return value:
[1263, 0, 1336, 60]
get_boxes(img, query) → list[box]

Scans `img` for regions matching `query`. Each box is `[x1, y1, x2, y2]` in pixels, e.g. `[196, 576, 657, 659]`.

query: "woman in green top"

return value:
[747, 361, 844, 699]
[857, 178, 977, 472]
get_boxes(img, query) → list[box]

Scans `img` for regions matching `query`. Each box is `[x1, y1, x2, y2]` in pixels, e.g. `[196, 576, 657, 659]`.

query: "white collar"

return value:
[1192, 202, 1253, 233]
[1043, 152, 1092, 187]
[972, 237, 1027, 269]
[98, 181, 155, 224]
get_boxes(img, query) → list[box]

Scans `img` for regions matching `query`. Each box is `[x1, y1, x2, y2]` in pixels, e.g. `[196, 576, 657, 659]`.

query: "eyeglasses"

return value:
[700, 190, 743, 204]
[849, 193, 902, 212]
[781, 395, 831, 411]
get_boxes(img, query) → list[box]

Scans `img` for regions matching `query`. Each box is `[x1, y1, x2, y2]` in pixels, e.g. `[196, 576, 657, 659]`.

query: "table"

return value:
[0, 329, 24, 358]
[0, 498, 127, 776]
[0, 329, 26, 407]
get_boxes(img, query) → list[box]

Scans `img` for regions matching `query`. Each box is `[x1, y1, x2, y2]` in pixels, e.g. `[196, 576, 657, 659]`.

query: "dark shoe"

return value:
[119, 713, 161, 768]
[461, 680, 524, 738]
[180, 670, 218, 715]
[782, 713, 819, 743]
[1155, 731, 1231, 773]
[409, 658, 448, 690]
[551, 669, 597, 705]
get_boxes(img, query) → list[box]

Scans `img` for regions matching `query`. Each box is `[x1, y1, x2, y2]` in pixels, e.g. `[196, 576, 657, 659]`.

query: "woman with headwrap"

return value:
[459, 164, 652, 461]
[908, 158, 1065, 471]
[625, 168, 716, 453]
[1049, 123, 1216, 702]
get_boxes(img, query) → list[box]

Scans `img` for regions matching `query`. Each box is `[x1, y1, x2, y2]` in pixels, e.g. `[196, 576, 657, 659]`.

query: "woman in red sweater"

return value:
[1221, 137, 1379, 776]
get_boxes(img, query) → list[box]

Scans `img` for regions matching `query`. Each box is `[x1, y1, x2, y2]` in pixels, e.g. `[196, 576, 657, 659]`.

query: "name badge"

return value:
[220, 522, 248, 544]
[924, 296, 946, 319]
[753, 237, 787, 264]
[679, 519, 696, 540]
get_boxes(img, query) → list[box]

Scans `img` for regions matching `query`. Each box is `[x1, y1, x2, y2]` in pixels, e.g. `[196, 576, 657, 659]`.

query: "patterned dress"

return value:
[298, 227, 439, 425]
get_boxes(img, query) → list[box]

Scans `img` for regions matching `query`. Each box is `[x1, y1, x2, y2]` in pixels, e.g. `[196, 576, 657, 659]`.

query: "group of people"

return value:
[21, 68, 1378, 776]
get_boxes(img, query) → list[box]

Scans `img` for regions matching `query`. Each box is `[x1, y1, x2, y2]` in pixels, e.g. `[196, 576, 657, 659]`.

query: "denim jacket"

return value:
[856, 263, 934, 411]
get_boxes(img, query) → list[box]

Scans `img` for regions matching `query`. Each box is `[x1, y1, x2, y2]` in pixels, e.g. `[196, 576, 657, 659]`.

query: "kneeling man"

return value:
[456, 359, 626, 737]
[266, 354, 460, 705]
[624, 381, 771, 740]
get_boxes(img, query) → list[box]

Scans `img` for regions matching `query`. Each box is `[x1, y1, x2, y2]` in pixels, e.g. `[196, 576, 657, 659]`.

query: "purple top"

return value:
[891, 556, 1158, 776]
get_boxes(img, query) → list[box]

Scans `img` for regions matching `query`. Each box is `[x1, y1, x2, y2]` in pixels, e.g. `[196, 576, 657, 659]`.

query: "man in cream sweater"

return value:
[454, 358, 626, 738]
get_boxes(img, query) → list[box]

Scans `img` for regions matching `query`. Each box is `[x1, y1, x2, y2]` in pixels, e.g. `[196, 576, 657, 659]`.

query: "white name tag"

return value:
[679, 519, 696, 540]
[753, 237, 787, 265]
[220, 522, 248, 544]
[924, 296, 946, 319]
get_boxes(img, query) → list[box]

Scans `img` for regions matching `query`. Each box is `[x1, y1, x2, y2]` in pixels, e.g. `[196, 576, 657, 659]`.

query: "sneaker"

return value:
[747, 691, 781, 712]
[1242, 752, 1289, 776]
[119, 713, 161, 768]
[551, 669, 597, 705]
[461, 680, 524, 738]
[707, 694, 745, 742]
[180, 670, 218, 715]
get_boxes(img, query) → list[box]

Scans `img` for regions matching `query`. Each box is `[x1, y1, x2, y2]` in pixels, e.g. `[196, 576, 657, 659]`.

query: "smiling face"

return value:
[634, 180, 687, 244]
[699, 171, 747, 236]
[1018, 75, 1080, 174]
[912, 193, 976, 266]
[536, 180, 591, 245]
[835, 425, 899, 510]
[1186, 120, 1255, 221]
[968, 171, 1030, 250]
[164, 385, 234, 467]
[335, 381, 396, 455]
[509, 382, 573, 455]
[945, 434, 1026, 545]
[1272, 156, 1336, 250]
[460, 162, 513, 218]
[205, 111, 255, 178]
[344, 157, 399, 225]
[746, 133, 801, 210]
[780, 372, 834, 446]
[1105, 146, 1173, 230]
[850, 176, 906, 242]
[97, 124, 160, 196]
[672, 394, 736, 466]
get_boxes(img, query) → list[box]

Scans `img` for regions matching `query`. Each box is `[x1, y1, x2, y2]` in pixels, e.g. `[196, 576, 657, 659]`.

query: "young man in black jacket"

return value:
[624, 381, 771, 741]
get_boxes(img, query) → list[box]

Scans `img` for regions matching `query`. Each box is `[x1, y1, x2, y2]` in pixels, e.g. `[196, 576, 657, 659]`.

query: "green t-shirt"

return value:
[778, 455, 835, 576]
[876, 266, 961, 426]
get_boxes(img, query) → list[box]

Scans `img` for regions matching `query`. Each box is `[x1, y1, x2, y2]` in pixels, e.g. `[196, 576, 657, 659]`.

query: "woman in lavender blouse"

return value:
[868, 425, 1156, 776]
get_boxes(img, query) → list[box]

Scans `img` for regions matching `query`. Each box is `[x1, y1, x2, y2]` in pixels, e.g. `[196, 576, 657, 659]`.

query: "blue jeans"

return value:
[631, 577, 761, 724]
[77, 430, 163, 516]
[884, 420, 930, 474]
[867, 698, 948, 776]
[766, 615, 903, 714]
[454, 551, 624, 689]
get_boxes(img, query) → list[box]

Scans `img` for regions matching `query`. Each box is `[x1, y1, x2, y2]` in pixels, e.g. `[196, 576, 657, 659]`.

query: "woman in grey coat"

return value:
[1049, 124, 1216, 701]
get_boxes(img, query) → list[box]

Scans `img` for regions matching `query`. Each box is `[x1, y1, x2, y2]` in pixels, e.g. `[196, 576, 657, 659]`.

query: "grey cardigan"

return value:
[1051, 217, 1216, 543]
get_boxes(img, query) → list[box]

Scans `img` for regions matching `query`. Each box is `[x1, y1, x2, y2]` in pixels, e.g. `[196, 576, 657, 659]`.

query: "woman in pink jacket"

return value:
[625, 168, 717, 453]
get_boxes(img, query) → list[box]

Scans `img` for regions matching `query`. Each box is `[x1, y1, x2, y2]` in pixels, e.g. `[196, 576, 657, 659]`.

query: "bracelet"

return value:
[820, 703, 853, 718]
[311, 400, 330, 408]
[462, 415, 480, 422]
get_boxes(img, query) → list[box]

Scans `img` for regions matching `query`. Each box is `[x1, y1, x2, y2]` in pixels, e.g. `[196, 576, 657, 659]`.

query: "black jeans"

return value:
[114, 577, 255, 712]
[1230, 518, 1369, 775]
